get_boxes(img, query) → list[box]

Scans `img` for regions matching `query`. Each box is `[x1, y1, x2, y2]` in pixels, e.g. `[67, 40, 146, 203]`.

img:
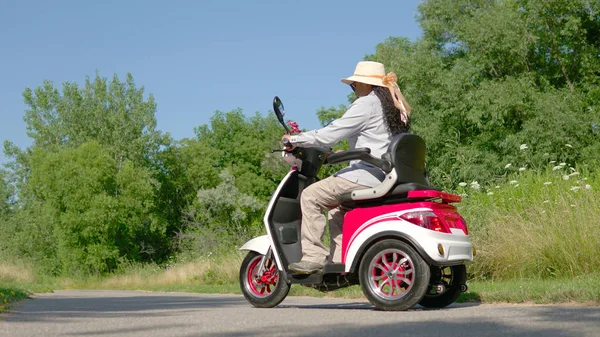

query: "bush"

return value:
[174, 170, 266, 259]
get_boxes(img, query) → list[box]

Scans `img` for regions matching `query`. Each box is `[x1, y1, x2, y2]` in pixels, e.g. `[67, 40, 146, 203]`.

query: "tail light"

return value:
[400, 211, 469, 235]
[400, 211, 450, 233]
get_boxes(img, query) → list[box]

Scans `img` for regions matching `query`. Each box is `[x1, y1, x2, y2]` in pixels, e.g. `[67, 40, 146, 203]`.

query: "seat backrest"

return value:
[386, 133, 429, 186]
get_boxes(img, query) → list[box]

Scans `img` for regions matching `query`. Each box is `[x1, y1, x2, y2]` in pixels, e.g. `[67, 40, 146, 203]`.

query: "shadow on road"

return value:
[197, 319, 596, 337]
[3, 292, 247, 321]
[277, 301, 481, 311]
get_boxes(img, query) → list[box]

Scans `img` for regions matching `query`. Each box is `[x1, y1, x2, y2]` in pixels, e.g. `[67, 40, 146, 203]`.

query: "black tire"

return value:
[419, 265, 467, 308]
[239, 251, 290, 308]
[359, 239, 430, 311]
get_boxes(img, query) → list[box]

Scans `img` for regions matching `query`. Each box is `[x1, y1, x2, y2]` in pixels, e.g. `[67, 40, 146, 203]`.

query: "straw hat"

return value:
[341, 61, 388, 87]
[342, 61, 412, 124]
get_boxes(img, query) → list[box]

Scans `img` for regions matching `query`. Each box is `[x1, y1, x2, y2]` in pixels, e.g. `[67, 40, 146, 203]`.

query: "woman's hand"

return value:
[281, 134, 296, 150]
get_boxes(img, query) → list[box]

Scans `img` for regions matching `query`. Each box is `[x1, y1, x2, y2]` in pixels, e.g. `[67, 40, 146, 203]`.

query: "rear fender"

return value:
[239, 235, 271, 255]
[344, 217, 446, 273]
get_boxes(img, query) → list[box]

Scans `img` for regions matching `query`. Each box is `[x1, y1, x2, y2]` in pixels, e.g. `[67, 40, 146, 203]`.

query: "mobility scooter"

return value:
[239, 97, 474, 311]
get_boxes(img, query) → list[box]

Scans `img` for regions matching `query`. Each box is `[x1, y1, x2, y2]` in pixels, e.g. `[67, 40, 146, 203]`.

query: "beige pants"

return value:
[300, 176, 366, 264]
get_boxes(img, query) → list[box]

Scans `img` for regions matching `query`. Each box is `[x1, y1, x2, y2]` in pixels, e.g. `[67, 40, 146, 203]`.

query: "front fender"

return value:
[239, 235, 271, 255]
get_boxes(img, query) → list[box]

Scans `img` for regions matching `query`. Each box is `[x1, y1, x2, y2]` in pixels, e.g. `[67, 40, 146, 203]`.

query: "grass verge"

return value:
[459, 168, 599, 280]
[58, 258, 599, 305]
[0, 286, 29, 312]
[0, 261, 56, 312]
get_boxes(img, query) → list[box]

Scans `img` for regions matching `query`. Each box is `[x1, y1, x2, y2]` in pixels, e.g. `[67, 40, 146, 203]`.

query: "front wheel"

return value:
[419, 265, 467, 308]
[240, 251, 290, 308]
[359, 239, 430, 311]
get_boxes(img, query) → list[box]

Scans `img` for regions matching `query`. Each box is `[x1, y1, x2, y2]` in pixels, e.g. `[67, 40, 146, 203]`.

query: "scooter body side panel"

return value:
[342, 203, 473, 273]
[261, 169, 297, 271]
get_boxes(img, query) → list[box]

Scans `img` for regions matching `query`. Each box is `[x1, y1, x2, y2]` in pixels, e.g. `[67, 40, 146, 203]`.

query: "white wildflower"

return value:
[565, 144, 573, 148]
[458, 182, 467, 187]
[543, 182, 552, 185]
[541, 210, 546, 214]
[549, 160, 556, 164]
[583, 177, 588, 181]
[569, 172, 580, 176]
[514, 184, 520, 187]
[495, 185, 501, 189]
[509, 180, 518, 184]
[569, 186, 581, 192]
[487, 192, 494, 195]
[470, 181, 481, 190]
[505, 163, 512, 169]
[459, 193, 469, 197]
[519, 167, 527, 172]
[562, 175, 570, 181]
[570, 204, 576, 207]
[559, 162, 567, 166]
[569, 167, 576, 172]
[543, 200, 550, 203]
[520, 144, 528, 150]
[543, 153, 550, 156]
[585, 184, 592, 190]
[552, 165, 563, 171]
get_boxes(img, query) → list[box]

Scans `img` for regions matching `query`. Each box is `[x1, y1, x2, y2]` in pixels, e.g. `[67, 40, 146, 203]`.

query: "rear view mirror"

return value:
[273, 96, 291, 134]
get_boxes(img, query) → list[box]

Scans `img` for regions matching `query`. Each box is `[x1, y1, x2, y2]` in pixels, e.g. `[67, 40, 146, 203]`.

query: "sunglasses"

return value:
[350, 82, 356, 92]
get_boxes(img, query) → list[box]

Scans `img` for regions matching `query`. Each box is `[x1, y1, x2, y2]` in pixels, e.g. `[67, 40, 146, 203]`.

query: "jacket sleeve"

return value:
[290, 98, 371, 148]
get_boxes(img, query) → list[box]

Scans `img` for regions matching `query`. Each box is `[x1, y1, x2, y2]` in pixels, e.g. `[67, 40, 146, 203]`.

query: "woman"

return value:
[282, 61, 412, 274]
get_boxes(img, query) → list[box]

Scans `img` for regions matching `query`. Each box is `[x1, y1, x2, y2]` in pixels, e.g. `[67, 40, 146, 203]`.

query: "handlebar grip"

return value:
[282, 139, 293, 147]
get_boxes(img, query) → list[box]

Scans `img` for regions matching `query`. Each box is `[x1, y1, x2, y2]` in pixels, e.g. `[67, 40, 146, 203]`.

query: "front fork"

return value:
[256, 247, 273, 277]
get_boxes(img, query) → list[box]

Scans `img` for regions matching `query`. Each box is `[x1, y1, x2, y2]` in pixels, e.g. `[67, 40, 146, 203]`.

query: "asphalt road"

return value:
[0, 290, 599, 337]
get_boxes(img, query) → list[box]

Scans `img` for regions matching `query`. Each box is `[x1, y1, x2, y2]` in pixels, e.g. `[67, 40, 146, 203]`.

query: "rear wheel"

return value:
[239, 251, 290, 308]
[419, 265, 467, 308]
[359, 239, 430, 311]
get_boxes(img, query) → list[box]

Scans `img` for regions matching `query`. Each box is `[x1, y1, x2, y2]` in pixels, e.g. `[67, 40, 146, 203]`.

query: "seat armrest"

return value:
[326, 148, 393, 173]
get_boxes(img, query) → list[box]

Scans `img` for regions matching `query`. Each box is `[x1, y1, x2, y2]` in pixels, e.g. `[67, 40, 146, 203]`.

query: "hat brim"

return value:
[341, 75, 385, 87]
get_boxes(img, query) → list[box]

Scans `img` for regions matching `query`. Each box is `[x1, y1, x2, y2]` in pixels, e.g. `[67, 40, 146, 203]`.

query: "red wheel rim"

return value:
[245, 255, 279, 298]
[367, 249, 414, 300]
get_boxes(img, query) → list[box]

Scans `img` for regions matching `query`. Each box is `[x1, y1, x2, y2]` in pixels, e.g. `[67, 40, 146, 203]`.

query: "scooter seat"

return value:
[339, 182, 441, 209]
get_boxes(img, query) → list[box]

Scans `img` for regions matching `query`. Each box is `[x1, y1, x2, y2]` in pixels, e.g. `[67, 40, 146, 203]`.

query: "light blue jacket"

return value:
[290, 91, 390, 187]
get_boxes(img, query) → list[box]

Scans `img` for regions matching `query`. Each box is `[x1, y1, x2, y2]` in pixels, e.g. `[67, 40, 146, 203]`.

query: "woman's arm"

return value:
[289, 98, 371, 148]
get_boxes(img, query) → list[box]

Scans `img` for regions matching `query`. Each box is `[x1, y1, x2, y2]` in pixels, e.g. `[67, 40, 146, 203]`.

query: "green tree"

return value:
[518, 0, 600, 91]
[193, 109, 288, 200]
[2, 73, 173, 274]
[19, 73, 166, 165]
[27, 142, 163, 274]
[357, 0, 600, 188]
[0, 170, 13, 216]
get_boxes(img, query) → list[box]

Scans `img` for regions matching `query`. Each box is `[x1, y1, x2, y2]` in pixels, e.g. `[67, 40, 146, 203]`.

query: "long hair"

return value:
[373, 86, 411, 135]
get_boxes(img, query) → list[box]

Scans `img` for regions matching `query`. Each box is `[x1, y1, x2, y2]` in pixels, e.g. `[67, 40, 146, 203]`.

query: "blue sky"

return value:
[0, 0, 423, 164]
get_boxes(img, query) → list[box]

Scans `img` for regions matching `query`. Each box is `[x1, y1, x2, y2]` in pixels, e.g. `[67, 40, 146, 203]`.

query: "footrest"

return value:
[290, 272, 323, 284]
[323, 263, 345, 274]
